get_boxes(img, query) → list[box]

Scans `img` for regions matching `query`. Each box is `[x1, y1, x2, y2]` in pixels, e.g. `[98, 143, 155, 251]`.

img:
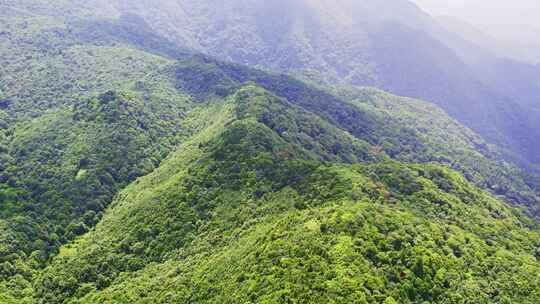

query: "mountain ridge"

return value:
[36, 85, 540, 303]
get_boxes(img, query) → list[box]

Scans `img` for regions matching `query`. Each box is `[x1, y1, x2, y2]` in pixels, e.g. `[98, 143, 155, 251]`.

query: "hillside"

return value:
[36, 85, 540, 303]
[172, 55, 540, 215]
[0, 2, 539, 303]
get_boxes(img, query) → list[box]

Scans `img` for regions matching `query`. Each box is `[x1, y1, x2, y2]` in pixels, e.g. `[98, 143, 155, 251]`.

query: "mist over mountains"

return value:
[413, 0, 540, 56]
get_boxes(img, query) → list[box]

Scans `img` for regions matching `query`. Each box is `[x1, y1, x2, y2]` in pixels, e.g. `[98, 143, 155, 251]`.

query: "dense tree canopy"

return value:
[35, 86, 540, 303]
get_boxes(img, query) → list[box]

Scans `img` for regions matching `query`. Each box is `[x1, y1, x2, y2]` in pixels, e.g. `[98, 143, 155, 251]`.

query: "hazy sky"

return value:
[412, 0, 540, 28]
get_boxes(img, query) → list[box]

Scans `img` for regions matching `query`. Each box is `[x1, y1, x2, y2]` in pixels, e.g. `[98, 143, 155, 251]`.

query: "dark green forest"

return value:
[1, 1, 540, 303]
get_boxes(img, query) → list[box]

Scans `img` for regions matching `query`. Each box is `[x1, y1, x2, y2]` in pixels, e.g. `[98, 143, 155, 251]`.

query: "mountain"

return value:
[82, 0, 540, 169]
[0, 1, 539, 303]
[36, 85, 540, 303]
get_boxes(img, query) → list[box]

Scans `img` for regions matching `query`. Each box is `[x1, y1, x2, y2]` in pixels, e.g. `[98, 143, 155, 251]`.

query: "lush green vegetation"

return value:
[174, 56, 540, 217]
[35, 86, 540, 303]
[2, 90, 185, 249]
[0, 10, 197, 300]
[0, 91, 188, 301]
[0, 3, 539, 303]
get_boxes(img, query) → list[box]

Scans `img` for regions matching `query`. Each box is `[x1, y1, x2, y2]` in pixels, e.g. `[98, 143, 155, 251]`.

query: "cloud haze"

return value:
[412, 0, 540, 63]
[412, 0, 540, 28]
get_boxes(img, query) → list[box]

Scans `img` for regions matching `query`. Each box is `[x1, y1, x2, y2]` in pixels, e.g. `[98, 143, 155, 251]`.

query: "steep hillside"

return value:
[0, 10, 198, 302]
[0, 6, 198, 259]
[172, 55, 540, 215]
[92, 0, 540, 168]
[37, 85, 540, 304]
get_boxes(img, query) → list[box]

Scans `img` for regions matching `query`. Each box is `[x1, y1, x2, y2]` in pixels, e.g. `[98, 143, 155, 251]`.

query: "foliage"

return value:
[175, 55, 540, 217]
[35, 86, 540, 303]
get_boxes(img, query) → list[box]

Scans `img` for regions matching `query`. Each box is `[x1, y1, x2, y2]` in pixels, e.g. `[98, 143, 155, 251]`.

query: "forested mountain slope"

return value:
[37, 85, 540, 303]
[82, 0, 540, 168]
[171, 55, 540, 215]
[0, 2, 539, 303]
